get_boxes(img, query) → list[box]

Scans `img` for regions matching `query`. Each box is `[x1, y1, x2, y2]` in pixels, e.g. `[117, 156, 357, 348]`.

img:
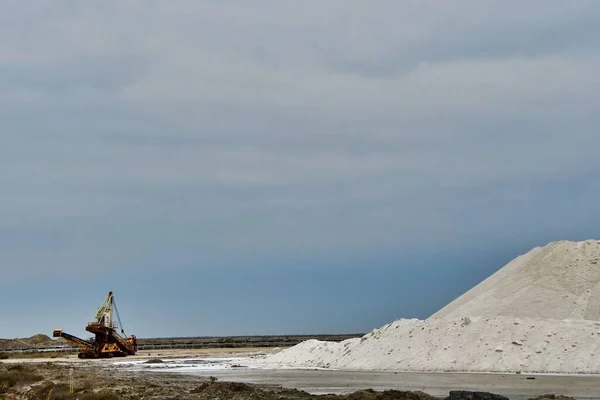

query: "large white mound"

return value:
[257, 240, 600, 373]
[431, 240, 600, 321]
[258, 316, 600, 373]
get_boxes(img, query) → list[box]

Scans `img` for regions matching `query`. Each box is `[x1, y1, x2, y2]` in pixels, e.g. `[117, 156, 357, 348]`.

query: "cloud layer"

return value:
[2, 1, 600, 279]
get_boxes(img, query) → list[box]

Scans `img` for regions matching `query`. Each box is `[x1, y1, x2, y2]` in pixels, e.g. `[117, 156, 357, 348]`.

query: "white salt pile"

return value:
[258, 316, 600, 373]
[432, 240, 600, 321]
[257, 240, 600, 373]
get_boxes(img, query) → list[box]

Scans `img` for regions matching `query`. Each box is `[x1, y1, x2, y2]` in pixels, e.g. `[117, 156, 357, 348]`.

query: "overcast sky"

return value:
[1, 1, 600, 339]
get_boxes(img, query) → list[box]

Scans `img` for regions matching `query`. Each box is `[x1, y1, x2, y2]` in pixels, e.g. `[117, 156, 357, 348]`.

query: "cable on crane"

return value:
[113, 297, 126, 336]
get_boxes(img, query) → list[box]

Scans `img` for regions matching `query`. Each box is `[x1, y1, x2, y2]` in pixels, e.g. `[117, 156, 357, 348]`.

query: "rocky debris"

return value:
[191, 381, 440, 399]
[144, 358, 164, 364]
[446, 392, 509, 400]
[528, 396, 576, 400]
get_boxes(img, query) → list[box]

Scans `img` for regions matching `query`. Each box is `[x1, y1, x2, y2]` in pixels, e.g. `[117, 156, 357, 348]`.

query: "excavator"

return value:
[53, 291, 137, 358]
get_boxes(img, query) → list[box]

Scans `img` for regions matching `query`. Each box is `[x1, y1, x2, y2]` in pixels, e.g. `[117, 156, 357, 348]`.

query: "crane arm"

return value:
[91, 291, 114, 328]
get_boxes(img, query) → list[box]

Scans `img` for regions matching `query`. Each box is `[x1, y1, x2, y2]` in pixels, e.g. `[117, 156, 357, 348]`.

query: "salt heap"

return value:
[432, 240, 600, 321]
[258, 240, 600, 373]
[261, 316, 600, 373]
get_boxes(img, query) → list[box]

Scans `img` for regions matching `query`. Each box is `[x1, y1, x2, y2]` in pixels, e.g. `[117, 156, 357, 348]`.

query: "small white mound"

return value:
[259, 316, 600, 374]
[431, 240, 600, 321]
[260, 338, 362, 369]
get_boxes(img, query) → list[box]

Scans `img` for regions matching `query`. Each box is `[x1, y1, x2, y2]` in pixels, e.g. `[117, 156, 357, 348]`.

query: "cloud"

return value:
[1, 1, 600, 278]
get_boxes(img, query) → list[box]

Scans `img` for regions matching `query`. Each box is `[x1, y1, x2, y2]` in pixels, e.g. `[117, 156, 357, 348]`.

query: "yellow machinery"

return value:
[53, 291, 137, 358]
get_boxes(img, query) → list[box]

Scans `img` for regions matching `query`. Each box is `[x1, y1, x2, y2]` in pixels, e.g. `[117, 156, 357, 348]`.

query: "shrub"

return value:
[0, 369, 43, 387]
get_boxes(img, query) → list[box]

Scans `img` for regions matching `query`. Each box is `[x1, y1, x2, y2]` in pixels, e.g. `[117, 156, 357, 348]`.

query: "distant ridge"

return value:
[0, 334, 60, 350]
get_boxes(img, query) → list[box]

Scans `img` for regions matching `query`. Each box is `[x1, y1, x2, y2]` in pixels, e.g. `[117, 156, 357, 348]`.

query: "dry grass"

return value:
[0, 351, 76, 359]
[0, 365, 44, 388]
[28, 382, 119, 400]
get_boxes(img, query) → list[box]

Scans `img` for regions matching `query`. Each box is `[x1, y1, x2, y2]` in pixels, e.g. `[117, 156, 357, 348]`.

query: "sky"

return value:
[1, 0, 600, 339]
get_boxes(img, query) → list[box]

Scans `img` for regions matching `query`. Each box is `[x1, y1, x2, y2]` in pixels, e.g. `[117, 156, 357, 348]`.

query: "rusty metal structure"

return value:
[53, 291, 137, 358]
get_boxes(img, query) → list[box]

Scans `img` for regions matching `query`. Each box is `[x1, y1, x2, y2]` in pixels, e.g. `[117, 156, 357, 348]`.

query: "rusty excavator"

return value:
[53, 291, 137, 358]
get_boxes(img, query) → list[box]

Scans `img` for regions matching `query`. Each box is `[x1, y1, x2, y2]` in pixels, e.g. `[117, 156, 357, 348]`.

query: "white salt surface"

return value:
[257, 316, 600, 373]
[111, 357, 247, 372]
[257, 240, 600, 374]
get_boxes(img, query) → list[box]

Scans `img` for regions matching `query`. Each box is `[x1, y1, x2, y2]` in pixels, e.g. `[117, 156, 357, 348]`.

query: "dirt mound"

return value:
[189, 383, 559, 400]
[343, 390, 439, 400]
[191, 380, 441, 400]
[21, 335, 54, 346]
[528, 397, 576, 400]
[447, 392, 509, 400]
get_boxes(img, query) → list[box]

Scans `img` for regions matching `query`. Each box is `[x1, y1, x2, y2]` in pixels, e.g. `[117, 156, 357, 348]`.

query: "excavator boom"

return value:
[52, 329, 95, 357]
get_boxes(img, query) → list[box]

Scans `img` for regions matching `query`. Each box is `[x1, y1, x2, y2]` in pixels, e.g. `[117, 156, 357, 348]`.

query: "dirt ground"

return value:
[0, 349, 577, 400]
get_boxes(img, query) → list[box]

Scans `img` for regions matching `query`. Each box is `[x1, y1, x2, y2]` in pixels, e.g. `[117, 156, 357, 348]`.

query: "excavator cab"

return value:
[101, 312, 111, 328]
